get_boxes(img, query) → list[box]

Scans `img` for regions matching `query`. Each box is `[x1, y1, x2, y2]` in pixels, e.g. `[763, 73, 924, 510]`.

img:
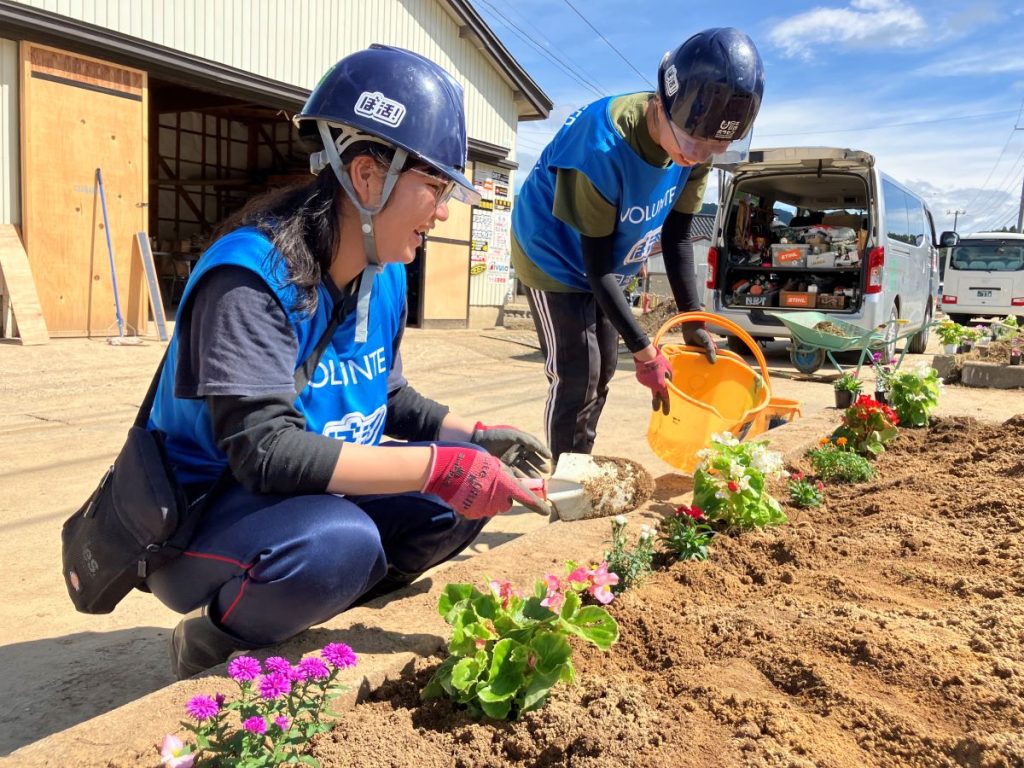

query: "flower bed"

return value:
[304, 415, 1024, 767]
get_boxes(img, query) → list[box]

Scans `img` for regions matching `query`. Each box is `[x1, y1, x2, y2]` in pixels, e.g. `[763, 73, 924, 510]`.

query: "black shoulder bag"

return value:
[61, 297, 351, 614]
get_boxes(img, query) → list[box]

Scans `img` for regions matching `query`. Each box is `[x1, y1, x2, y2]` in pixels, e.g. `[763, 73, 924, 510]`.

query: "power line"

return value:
[558, 0, 655, 88]
[758, 109, 1020, 138]
[963, 97, 1024, 212]
[476, 0, 607, 99]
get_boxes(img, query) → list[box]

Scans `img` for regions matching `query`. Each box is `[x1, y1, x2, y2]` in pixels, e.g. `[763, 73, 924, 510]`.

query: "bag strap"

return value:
[133, 288, 359, 430]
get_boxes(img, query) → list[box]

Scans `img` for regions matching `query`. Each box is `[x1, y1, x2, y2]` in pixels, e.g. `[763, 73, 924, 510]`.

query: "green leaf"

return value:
[522, 597, 555, 621]
[530, 631, 572, 675]
[472, 594, 499, 620]
[438, 584, 482, 619]
[520, 668, 560, 712]
[451, 656, 485, 692]
[559, 589, 580, 621]
[485, 639, 528, 698]
[479, 696, 512, 720]
[422, 656, 458, 699]
[560, 659, 576, 684]
[565, 606, 619, 650]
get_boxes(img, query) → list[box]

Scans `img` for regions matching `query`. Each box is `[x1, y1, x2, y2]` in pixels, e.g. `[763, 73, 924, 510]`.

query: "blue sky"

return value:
[475, 0, 1024, 235]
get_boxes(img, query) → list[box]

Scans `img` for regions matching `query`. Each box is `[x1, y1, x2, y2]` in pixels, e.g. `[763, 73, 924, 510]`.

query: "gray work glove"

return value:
[682, 322, 718, 364]
[469, 422, 552, 479]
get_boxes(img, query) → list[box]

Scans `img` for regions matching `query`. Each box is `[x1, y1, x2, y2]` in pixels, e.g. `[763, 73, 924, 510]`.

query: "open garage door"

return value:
[20, 42, 147, 337]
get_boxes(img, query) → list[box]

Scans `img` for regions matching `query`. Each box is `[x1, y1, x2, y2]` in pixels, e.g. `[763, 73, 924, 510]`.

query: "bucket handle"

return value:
[651, 310, 772, 391]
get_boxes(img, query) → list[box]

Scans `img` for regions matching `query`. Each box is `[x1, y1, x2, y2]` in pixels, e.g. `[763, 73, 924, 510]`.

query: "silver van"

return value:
[702, 147, 938, 370]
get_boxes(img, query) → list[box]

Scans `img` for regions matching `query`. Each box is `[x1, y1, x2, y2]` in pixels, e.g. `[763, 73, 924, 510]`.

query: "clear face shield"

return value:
[662, 106, 754, 168]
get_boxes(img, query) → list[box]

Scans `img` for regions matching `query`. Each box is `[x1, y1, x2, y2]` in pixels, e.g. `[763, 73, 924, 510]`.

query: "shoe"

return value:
[169, 605, 254, 680]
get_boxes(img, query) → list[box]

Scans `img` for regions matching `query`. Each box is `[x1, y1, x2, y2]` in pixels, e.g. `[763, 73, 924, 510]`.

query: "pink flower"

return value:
[322, 643, 358, 669]
[489, 579, 520, 610]
[160, 734, 194, 768]
[258, 672, 291, 700]
[242, 716, 267, 735]
[566, 566, 591, 584]
[184, 696, 219, 722]
[227, 655, 261, 682]
[587, 563, 619, 605]
[539, 573, 565, 613]
[273, 715, 291, 731]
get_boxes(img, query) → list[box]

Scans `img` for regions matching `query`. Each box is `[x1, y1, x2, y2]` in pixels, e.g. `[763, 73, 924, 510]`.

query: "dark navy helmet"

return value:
[295, 44, 478, 203]
[657, 28, 764, 143]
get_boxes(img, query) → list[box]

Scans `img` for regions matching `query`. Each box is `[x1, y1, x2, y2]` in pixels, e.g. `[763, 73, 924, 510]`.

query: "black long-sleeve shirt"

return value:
[175, 266, 448, 495]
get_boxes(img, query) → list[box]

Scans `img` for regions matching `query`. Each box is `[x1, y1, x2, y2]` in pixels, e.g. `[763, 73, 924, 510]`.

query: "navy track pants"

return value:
[147, 483, 487, 647]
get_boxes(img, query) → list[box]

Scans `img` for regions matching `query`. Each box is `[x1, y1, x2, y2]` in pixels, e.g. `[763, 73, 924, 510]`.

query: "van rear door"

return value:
[718, 147, 875, 177]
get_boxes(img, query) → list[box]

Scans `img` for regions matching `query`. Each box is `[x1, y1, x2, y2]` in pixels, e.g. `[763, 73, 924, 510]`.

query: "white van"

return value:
[938, 231, 1024, 324]
[702, 147, 939, 371]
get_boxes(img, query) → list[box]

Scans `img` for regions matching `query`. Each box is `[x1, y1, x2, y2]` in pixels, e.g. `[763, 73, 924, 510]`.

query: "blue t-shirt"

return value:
[512, 95, 692, 290]
[149, 228, 406, 485]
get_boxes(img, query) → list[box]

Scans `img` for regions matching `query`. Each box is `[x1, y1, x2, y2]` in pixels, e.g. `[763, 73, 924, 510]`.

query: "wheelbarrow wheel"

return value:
[790, 344, 826, 374]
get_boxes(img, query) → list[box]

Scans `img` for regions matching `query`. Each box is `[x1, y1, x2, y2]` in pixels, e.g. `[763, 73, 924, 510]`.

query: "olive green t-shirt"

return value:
[512, 92, 710, 292]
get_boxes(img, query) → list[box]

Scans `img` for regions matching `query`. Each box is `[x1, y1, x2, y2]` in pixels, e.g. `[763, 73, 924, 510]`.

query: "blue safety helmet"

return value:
[295, 44, 478, 204]
[657, 28, 764, 143]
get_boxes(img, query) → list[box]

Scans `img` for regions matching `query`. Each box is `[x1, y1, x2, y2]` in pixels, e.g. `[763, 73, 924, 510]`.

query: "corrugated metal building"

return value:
[0, 0, 551, 339]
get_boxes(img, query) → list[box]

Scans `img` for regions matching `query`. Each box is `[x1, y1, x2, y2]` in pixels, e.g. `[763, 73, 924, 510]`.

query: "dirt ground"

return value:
[298, 416, 1024, 768]
[0, 322, 1021, 759]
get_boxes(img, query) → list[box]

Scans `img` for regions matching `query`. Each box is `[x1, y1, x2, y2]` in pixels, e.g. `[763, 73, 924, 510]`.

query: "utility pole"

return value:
[1016, 175, 1024, 233]
[947, 208, 966, 233]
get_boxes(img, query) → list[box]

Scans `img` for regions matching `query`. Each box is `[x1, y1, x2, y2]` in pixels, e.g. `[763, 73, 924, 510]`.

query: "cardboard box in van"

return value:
[771, 244, 809, 267]
[780, 291, 816, 308]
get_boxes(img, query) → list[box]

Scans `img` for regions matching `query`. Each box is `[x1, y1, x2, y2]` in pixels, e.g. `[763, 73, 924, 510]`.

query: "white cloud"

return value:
[768, 0, 928, 60]
[915, 47, 1024, 77]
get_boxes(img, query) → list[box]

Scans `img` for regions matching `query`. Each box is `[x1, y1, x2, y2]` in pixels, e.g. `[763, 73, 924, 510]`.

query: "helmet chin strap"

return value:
[316, 120, 407, 343]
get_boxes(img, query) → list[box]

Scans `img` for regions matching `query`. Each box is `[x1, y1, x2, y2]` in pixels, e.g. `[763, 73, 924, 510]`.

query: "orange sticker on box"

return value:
[777, 248, 803, 263]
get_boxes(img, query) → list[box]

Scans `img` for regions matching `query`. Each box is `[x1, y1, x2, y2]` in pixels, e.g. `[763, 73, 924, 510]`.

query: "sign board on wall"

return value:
[469, 164, 513, 299]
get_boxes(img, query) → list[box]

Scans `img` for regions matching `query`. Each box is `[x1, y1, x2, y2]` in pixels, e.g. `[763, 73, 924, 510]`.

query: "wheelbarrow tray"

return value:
[764, 310, 886, 352]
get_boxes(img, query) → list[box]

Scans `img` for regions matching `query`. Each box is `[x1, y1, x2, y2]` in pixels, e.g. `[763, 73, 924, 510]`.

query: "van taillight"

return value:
[866, 247, 884, 294]
[706, 247, 718, 289]
[1012, 297, 1024, 307]
[942, 294, 958, 304]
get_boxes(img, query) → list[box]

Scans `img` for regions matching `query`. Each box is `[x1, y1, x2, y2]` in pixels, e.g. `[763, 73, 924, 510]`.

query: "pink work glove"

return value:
[634, 349, 673, 415]
[422, 446, 549, 519]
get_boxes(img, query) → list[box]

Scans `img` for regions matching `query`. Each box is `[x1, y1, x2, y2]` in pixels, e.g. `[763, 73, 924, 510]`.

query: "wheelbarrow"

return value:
[765, 310, 923, 375]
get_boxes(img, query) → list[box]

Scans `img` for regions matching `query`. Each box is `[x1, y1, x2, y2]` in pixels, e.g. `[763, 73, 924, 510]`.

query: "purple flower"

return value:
[185, 695, 220, 721]
[871, 351, 882, 363]
[321, 642, 357, 669]
[274, 715, 291, 731]
[296, 657, 331, 681]
[258, 671, 292, 700]
[227, 655, 261, 682]
[264, 656, 292, 675]
[242, 715, 267, 735]
[214, 693, 226, 708]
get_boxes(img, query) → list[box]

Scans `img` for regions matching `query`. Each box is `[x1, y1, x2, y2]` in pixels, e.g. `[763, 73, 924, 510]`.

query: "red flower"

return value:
[816, 481, 825, 491]
[790, 470, 805, 482]
[727, 481, 740, 493]
[675, 504, 705, 521]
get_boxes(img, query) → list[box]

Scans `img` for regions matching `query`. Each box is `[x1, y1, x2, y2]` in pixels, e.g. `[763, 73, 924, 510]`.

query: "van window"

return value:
[906, 196, 927, 247]
[882, 180, 913, 245]
[950, 241, 1024, 272]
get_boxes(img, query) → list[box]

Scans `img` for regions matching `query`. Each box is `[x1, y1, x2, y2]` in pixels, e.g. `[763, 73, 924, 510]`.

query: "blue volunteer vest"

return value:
[149, 227, 406, 485]
[512, 95, 692, 291]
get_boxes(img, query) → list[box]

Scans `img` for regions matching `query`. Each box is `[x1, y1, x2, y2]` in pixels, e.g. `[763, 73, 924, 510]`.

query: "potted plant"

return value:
[958, 326, 979, 354]
[935, 319, 962, 355]
[833, 371, 862, 409]
[1011, 338, 1022, 366]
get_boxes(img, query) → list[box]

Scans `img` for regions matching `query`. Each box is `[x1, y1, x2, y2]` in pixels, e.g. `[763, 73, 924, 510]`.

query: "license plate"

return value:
[976, 290, 993, 298]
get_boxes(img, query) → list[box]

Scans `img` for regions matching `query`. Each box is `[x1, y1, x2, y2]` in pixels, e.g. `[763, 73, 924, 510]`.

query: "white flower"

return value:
[613, 514, 627, 526]
[736, 474, 752, 492]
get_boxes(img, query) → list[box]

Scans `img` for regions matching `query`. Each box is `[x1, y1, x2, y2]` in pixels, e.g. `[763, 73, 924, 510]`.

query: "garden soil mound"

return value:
[308, 415, 1024, 768]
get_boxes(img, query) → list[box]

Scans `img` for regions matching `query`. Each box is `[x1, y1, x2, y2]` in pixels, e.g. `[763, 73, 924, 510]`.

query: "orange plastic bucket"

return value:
[647, 311, 784, 473]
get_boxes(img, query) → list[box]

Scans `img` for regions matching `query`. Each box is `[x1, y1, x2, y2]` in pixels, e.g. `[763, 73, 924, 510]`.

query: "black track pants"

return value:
[525, 287, 621, 461]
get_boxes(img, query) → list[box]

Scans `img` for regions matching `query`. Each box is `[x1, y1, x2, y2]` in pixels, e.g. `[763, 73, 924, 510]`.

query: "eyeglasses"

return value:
[404, 165, 457, 207]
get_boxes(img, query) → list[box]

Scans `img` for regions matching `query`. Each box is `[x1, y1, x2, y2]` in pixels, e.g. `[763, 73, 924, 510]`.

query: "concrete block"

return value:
[960, 361, 1024, 389]
[931, 354, 961, 383]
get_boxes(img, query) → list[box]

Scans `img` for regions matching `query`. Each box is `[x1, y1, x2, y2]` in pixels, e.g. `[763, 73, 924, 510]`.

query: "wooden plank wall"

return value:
[0, 224, 49, 344]
[20, 43, 148, 337]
